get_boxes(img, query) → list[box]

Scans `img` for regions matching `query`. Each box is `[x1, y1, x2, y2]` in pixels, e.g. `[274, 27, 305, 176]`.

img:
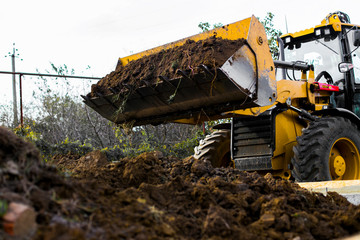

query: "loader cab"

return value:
[281, 29, 343, 84]
[347, 28, 360, 116]
[279, 12, 360, 115]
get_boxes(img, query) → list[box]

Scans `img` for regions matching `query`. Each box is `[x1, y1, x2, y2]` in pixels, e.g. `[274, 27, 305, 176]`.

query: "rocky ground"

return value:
[0, 126, 359, 239]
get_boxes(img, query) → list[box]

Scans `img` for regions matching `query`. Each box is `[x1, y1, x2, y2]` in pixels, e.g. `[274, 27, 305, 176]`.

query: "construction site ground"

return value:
[0, 127, 360, 240]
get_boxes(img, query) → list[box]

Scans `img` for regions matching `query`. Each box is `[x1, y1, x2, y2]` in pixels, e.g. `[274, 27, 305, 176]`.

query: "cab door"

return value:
[347, 29, 360, 117]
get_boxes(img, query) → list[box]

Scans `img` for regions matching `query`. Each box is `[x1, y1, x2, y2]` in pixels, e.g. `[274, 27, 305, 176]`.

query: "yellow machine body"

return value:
[224, 12, 360, 180]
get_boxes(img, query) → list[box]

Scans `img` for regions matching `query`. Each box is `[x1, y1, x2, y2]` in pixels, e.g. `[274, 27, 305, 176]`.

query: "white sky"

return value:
[0, 0, 360, 112]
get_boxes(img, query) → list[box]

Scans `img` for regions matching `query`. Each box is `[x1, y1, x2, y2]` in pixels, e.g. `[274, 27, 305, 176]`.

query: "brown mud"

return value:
[0, 127, 359, 239]
[89, 37, 245, 97]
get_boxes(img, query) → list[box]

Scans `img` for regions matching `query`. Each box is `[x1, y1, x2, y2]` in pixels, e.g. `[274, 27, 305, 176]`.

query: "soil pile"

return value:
[0, 127, 102, 239]
[0, 128, 359, 239]
[89, 37, 245, 97]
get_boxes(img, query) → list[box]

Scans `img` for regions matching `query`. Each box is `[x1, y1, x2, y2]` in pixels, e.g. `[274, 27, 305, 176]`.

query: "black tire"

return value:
[193, 130, 233, 168]
[291, 116, 360, 182]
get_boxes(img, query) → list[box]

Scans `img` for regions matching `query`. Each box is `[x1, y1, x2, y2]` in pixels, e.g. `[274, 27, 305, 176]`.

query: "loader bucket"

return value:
[83, 16, 276, 126]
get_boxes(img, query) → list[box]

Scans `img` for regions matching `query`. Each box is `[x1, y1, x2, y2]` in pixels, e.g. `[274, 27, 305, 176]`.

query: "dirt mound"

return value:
[49, 151, 360, 239]
[1, 130, 359, 239]
[0, 127, 94, 239]
[89, 37, 245, 97]
[52, 150, 108, 173]
[0, 126, 69, 210]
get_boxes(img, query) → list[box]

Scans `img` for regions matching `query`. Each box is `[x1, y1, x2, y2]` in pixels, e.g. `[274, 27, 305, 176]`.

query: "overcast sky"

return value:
[0, 0, 360, 110]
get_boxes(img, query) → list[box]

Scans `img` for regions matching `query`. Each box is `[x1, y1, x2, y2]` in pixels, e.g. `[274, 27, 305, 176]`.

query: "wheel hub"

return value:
[332, 155, 346, 177]
[329, 137, 360, 180]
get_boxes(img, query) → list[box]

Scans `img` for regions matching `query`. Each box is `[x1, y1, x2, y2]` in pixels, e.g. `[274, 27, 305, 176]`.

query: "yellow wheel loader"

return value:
[83, 11, 360, 182]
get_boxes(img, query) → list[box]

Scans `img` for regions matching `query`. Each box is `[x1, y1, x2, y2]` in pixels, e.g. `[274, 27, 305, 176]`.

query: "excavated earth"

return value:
[0, 127, 360, 239]
[89, 37, 245, 97]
